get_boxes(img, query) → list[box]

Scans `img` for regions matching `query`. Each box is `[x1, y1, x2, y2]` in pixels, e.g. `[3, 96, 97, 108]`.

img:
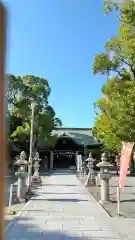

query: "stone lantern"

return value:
[129, 151, 135, 175]
[85, 152, 96, 186]
[96, 152, 113, 204]
[32, 152, 42, 185]
[14, 151, 28, 201]
[82, 158, 86, 177]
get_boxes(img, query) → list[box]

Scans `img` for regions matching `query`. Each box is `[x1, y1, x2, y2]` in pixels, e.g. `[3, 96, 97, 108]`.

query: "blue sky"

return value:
[2, 0, 118, 128]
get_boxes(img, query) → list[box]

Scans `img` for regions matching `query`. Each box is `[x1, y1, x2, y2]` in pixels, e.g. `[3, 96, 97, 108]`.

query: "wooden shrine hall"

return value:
[45, 128, 103, 169]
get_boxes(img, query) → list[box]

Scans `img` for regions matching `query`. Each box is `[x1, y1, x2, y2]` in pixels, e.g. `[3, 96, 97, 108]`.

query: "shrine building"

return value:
[42, 128, 103, 169]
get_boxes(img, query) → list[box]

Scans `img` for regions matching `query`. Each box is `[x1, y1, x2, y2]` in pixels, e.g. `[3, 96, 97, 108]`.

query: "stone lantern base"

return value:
[88, 177, 96, 186]
[96, 152, 113, 204]
[99, 199, 110, 204]
[31, 176, 42, 186]
[98, 175, 111, 204]
[85, 169, 96, 186]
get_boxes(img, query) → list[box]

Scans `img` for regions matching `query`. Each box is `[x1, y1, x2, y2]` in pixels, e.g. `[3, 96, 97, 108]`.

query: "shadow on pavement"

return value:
[6, 216, 84, 240]
[6, 216, 117, 240]
[111, 198, 135, 203]
[42, 184, 80, 186]
[31, 198, 88, 202]
[50, 171, 77, 176]
[110, 185, 132, 188]
[34, 192, 87, 195]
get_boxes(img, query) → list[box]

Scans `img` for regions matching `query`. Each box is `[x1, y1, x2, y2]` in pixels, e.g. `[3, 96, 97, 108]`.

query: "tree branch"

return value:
[120, 58, 135, 79]
[114, 69, 123, 77]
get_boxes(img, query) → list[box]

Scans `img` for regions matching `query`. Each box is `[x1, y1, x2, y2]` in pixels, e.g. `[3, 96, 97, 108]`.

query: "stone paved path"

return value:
[6, 171, 126, 239]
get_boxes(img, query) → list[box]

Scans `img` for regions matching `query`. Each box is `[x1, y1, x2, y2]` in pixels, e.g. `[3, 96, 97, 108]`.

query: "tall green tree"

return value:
[94, 0, 135, 81]
[93, 0, 135, 153]
[93, 79, 135, 152]
[8, 74, 62, 155]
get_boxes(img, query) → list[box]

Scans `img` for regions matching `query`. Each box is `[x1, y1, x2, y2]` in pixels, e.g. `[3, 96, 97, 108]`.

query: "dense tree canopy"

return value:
[8, 74, 62, 156]
[93, 0, 135, 153]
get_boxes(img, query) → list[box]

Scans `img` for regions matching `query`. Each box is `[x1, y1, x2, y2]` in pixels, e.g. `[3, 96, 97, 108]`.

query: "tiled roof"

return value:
[52, 128, 102, 146]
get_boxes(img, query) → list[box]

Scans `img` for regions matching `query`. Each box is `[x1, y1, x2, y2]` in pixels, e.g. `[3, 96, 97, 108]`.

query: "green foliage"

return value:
[8, 74, 62, 153]
[93, 79, 135, 152]
[104, 1, 119, 15]
[94, 1, 135, 81]
[93, 0, 135, 153]
[92, 113, 121, 153]
[93, 54, 113, 76]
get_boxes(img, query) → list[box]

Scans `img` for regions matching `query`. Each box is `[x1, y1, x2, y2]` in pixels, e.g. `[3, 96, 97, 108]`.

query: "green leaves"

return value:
[8, 74, 62, 152]
[21, 75, 50, 105]
[93, 1, 135, 153]
[94, 1, 135, 81]
[104, 1, 119, 15]
[93, 54, 113, 76]
[93, 75, 135, 152]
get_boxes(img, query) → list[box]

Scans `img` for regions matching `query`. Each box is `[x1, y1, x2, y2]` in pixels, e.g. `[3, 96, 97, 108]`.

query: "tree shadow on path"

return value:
[30, 198, 88, 203]
[5, 216, 116, 240]
[6, 216, 84, 240]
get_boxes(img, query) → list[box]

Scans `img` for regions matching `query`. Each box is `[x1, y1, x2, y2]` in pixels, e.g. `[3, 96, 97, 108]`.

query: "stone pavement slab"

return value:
[6, 171, 128, 239]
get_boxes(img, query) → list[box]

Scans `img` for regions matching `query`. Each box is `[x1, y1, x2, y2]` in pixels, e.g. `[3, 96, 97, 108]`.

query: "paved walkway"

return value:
[6, 171, 125, 239]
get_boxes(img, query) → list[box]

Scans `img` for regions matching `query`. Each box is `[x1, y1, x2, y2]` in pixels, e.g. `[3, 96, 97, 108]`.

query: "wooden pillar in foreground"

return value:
[0, 3, 7, 240]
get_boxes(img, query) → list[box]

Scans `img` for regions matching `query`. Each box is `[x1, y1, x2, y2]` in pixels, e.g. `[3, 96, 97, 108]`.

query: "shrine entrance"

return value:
[49, 130, 102, 169]
[51, 134, 79, 169]
[40, 128, 103, 170]
[53, 151, 76, 169]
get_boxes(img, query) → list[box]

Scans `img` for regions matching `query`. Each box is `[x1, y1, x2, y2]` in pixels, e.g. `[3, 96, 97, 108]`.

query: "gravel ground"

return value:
[78, 173, 135, 218]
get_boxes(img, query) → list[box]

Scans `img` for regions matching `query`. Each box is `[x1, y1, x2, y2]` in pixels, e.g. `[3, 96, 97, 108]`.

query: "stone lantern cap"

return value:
[33, 152, 41, 162]
[97, 152, 113, 182]
[14, 151, 28, 166]
[86, 152, 95, 163]
[96, 161, 113, 169]
[96, 152, 113, 169]
[14, 159, 28, 166]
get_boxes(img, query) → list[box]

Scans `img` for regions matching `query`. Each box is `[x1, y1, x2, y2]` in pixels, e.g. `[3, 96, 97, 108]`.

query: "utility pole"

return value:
[28, 100, 36, 190]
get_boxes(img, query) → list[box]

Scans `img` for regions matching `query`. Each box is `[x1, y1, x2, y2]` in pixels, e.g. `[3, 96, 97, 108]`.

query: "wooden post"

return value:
[117, 186, 120, 215]
[0, 3, 7, 240]
[8, 184, 13, 213]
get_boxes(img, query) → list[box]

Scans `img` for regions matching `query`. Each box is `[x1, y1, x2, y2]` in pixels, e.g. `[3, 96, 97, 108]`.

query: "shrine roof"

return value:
[52, 128, 103, 146]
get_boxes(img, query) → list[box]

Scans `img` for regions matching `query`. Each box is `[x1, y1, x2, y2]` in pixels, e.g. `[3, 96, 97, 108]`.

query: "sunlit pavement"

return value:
[6, 171, 127, 239]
